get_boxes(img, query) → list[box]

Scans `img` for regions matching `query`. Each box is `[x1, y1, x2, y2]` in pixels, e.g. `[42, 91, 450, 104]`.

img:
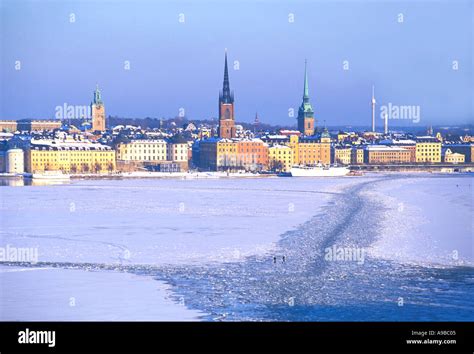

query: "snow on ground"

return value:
[366, 174, 473, 267]
[0, 265, 203, 321]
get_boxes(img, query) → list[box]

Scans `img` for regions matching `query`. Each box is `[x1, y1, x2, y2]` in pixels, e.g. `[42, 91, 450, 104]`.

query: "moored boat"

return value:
[31, 170, 70, 180]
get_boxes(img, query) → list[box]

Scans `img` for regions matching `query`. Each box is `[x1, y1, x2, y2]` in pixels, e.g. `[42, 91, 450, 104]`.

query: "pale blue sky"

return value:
[1, 0, 472, 127]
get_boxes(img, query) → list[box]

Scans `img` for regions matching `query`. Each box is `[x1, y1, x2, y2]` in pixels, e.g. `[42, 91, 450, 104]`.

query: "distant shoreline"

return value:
[1, 165, 473, 181]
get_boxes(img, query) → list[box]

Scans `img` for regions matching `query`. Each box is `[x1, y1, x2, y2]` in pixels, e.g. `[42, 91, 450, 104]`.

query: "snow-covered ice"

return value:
[0, 174, 472, 320]
[366, 174, 473, 266]
[0, 265, 203, 320]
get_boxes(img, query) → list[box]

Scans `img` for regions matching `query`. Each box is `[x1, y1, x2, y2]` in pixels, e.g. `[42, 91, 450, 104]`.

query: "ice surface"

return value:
[1, 174, 472, 321]
[366, 174, 473, 266]
[0, 178, 360, 266]
[0, 265, 203, 320]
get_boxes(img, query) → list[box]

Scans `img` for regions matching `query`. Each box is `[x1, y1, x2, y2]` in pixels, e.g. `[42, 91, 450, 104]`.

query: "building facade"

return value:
[365, 146, 411, 164]
[351, 147, 364, 165]
[6, 149, 24, 173]
[446, 144, 474, 163]
[268, 145, 293, 172]
[415, 137, 441, 163]
[26, 140, 115, 173]
[17, 120, 62, 132]
[0, 120, 18, 133]
[334, 147, 352, 165]
[443, 149, 465, 164]
[289, 135, 331, 165]
[116, 139, 168, 161]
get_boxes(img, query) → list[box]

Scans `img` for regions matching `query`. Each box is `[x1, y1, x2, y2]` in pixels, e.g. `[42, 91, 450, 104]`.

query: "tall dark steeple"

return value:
[218, 50, 236, 139]
[220, 51, 234, 104]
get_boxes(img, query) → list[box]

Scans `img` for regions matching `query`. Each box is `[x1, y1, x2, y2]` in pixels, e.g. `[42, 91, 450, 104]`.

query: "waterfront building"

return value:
[198, 138, 221, 171]
[365, 145, 411, 164]
[268, 145, 293, 172]
[116, 139, 168, 162]
[443, 148, 465, 164]
[445, 144, 474, 163]
[297, 61, 315, 136]
[261, 132, 330, 166]
[218, 51, 236, 139]
[334, 146, 352, 165]
[380, 139, 417, 162]
[91, 85, 106, 132]
[236, 139, 268, 171]
[167, 135, 190, 171]
[6, 149, 24, 173]
[116, 138, 189, 172]
[351, 147, 364, 165]
[25, 139, 115, 173]
[198, 138, 268, 171]
[289, 133, 331, 165]
[415, 137, 442, 163]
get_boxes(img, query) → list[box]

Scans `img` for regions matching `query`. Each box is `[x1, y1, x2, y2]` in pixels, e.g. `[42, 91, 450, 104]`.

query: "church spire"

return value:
[303, 59, 309, 101]
[220, 50, 233, 104]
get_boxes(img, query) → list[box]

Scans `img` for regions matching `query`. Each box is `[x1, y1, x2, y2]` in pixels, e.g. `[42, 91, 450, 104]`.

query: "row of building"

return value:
[192, 133, 473, 172]
[0, 134, 191, 174]
[333, 137, 473, 166]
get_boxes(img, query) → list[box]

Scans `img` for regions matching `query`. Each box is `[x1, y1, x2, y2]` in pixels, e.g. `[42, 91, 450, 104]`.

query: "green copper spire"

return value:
[303, 59, 309, 100]
[299, 60, 313, 113]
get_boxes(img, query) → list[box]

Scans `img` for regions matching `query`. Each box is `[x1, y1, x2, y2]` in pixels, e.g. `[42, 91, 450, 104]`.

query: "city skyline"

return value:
[1, 0, 472, 126]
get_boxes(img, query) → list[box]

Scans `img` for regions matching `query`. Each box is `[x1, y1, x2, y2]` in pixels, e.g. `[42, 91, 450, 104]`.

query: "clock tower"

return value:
[91, 84, 106, 132]
[218, 51, 236, 139]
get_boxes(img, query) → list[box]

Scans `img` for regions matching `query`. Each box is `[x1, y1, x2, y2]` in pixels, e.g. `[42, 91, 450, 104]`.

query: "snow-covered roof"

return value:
[366, 145, 409, 151]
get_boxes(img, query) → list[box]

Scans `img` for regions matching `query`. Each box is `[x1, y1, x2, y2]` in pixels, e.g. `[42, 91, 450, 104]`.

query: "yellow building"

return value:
[334, 147, 352, 165]
[216, 139, 238, 168]
[268, 145, 293, 172]
[26, 139, 115, 173]
[116, 140, 168, 162]
[416, 138, 442, 163]
[288, 134, 331, 166]
[351, 147, 364, 165]
[444, 149, 465, 164]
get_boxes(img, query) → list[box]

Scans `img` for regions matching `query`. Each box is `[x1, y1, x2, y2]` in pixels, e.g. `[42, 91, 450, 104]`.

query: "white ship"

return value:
[31, 170, 70, 180]
[290, 164, 350, 177]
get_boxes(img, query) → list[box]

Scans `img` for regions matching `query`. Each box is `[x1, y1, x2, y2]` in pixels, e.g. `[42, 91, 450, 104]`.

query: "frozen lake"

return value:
[0, 174, 473, 321]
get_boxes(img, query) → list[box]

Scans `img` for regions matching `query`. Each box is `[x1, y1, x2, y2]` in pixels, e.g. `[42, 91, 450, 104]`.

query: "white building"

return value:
[6, 149, 24, 173]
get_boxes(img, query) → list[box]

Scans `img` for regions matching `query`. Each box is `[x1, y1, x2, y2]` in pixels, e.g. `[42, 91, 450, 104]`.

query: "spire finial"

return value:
[303, 59, 309, 99]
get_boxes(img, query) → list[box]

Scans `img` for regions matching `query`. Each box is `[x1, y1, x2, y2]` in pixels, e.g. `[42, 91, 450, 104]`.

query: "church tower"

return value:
[91, 84, 106, 132]
[218, 51, 236, 139]
[297, 60, 315, 136]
